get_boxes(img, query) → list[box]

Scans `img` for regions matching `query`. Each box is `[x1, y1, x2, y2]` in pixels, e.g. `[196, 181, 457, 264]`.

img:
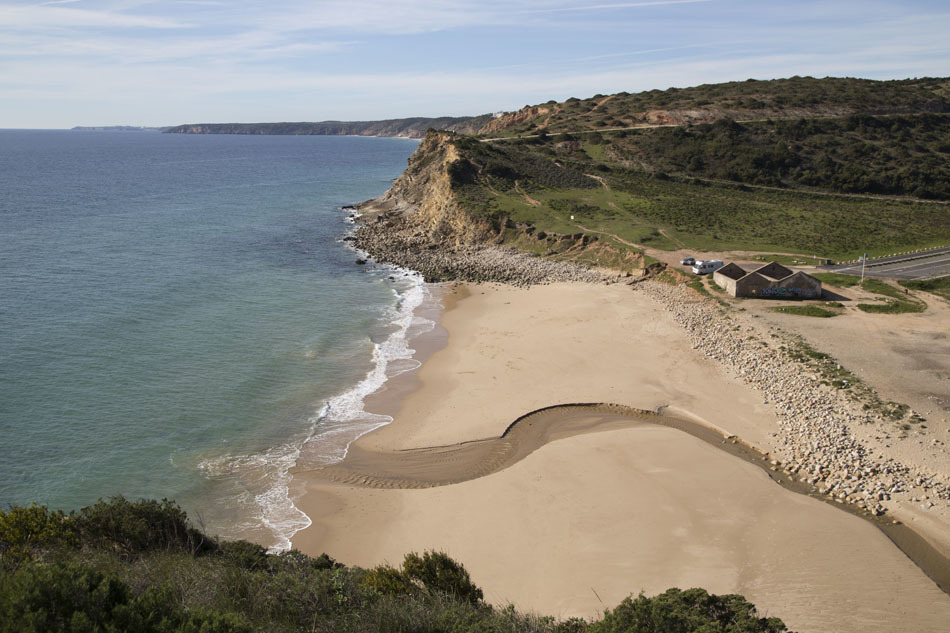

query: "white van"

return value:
[692, 259, 724, 275]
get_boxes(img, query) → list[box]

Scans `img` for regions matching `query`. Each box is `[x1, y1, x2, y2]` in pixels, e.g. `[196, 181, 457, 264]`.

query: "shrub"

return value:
[74, 497, 216, 558]
[0, 561, 252, 633]
[591, 588, 787, 633]
[220, 540, 268, 572]
[360, 551, 484, 606]
[360, 564, 416, 597]
[1, 501, 792, 633]
[0, 505, 77, 567]
[402, 551, 484, 605]
[447, 158, 479, 185]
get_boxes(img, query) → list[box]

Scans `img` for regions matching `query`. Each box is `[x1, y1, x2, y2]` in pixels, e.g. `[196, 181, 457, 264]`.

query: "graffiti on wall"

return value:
[761, 287, 819, 298]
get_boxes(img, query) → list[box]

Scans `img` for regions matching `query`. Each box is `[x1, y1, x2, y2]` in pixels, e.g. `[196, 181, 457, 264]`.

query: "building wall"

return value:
[714, 262, 823, 299]
[774, 272, 822, 298]
[734, 272, 774, 297]
[713, 271, 739, 296]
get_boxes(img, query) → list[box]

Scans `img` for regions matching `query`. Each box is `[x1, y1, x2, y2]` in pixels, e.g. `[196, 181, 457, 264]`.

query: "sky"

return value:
[2, 0, 949, 128]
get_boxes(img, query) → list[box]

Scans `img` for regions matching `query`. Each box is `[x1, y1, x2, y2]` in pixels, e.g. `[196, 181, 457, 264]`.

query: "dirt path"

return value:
[514, 181, 541, 207]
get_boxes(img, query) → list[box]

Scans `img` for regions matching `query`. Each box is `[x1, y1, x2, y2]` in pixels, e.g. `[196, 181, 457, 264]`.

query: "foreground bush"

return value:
[0, 499, 788, 632]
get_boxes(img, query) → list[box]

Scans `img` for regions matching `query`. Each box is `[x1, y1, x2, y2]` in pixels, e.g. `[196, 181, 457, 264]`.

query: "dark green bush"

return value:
[0, 500, 789, 633]
[0, 561, 251, 633]
[220, 540, 268, 572]
[73, 497, 216, 558]
[402, 551, 484, 605]
[591, 588, 787, 633]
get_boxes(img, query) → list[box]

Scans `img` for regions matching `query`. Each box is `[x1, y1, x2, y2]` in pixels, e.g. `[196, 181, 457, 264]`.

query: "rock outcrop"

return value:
[352, 131, 610, 285]
[478, 105, 553, 135]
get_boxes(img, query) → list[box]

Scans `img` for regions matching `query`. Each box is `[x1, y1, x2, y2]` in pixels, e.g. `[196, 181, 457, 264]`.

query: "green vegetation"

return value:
[686, 280, 711, 297]
[770, 305, 840, 317]
[600, 115, 950, 200]
[899, 275, 950, 301]
[1, 498, 789, 633]
[749, 254, 825, 266]
[780, 336, 919, 427]
[488, 77, 949, 139]
[811, 272, 862, 288]
[442, 77, 950, 263]
[448, 134, 950, 258]
[860, 278, 905, 299]
[856, 278, 927, 313]
[856, 301, 926, 314]
[783, 339, 855, 389]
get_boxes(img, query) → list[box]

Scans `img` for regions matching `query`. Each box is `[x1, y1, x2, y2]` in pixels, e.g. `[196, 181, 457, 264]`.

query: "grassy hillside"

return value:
[446, 133, 950, 260]
[0, 498, 789, 633]
[483, 76, 949, 137]
[595, 114, 950, 200]
[397, 77, 950, 261]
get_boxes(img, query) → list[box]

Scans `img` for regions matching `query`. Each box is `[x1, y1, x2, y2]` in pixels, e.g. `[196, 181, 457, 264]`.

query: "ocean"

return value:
[0, 129, 424, 550]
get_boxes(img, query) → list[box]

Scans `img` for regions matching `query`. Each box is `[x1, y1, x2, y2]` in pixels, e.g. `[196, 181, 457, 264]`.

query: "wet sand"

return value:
[291, 282, 950, 633]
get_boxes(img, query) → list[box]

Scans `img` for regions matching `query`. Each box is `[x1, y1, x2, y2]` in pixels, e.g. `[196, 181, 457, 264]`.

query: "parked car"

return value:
[692, 259, 724, 275]
[680, 256, 696, 266]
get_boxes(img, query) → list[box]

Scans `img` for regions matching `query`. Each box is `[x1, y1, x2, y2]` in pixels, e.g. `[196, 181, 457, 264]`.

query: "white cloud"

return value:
[526, 0, 712, 14]
[1, 0, 948, 127]
[0, 3, 189, 28]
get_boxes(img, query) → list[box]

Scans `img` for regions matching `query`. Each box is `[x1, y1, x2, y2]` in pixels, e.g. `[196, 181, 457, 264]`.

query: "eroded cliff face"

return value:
[365, 132, 494, 247]
[353, 131, 612, 284]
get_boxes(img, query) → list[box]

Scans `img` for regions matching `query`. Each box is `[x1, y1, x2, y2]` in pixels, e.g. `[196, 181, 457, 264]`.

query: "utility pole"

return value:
[861, 252, 867, 282]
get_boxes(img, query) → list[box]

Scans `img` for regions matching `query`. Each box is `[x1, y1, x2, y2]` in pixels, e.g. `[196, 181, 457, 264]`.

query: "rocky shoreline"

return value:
[352, 210, 611, 286]
[635, 280, 950, 517]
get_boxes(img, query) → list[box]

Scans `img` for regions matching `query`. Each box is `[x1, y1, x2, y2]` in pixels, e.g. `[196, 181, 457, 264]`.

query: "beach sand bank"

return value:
[291, 282, 950, 633]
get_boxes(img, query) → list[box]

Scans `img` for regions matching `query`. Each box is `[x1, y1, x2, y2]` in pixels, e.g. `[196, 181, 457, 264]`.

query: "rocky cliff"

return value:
[361, 132, 493, 245]
[353, 132, 611, 285]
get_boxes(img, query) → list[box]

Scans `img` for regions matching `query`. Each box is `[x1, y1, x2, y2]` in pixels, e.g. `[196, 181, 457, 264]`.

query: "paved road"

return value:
[820, 246, 950, 280]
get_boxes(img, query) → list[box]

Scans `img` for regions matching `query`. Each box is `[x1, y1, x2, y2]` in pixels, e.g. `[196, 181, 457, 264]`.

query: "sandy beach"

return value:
[291, 281, 950, 633]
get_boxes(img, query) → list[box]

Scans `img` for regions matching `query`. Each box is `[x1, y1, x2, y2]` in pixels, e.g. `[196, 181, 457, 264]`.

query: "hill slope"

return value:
[481, 76, 949, 136]
[363, 76, 950, 266]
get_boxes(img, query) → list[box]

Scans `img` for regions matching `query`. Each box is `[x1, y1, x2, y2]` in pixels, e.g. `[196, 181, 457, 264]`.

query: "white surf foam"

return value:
[200, 267, 433, 552]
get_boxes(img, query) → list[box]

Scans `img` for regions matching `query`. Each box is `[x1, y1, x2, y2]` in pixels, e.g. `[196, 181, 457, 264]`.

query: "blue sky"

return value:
[2, 0, 949, 128]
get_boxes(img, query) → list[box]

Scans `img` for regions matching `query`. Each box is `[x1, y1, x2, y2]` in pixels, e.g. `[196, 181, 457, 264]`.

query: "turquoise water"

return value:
[0, 130, 423, 549]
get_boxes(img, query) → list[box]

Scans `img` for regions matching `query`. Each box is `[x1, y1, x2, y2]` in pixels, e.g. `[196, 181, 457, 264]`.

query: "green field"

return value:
[812, 272, 863, 287]
[771, 305, 841, 317]
[449, 77, 950, 263]
[855, 278, 928, 313]
[899, 276, 950, 301]
[454, 149, 950, 260]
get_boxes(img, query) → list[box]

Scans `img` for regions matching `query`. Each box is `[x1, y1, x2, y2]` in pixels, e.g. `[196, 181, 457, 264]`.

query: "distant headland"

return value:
[164, 116, 493, 139]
